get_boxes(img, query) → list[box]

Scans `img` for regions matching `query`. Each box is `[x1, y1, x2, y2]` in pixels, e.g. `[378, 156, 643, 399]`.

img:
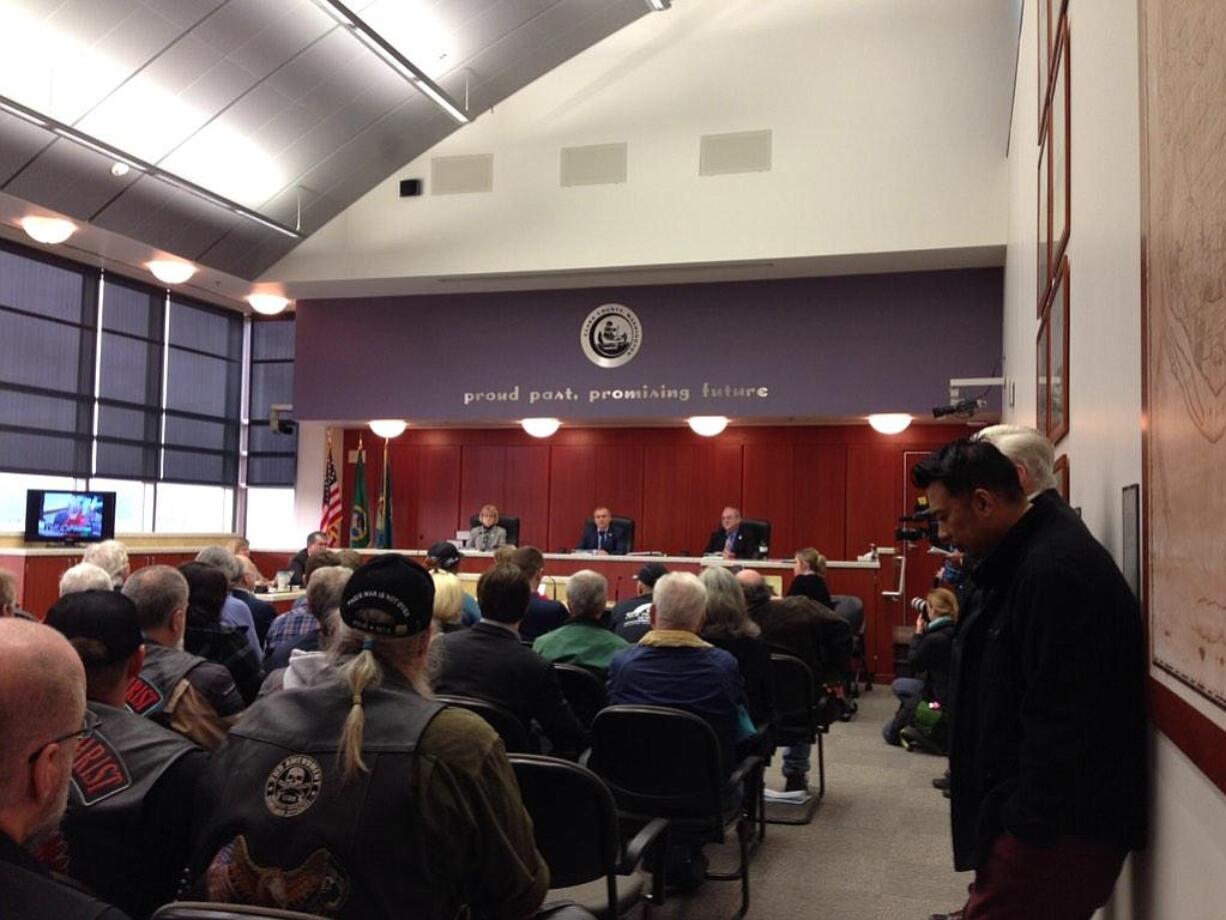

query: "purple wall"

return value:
[295, 268, 1002, 422]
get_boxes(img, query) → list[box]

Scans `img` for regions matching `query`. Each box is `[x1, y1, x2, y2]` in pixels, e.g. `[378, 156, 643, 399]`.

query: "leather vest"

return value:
[199, 679, 445, 919]
[126, 642, 206, 723]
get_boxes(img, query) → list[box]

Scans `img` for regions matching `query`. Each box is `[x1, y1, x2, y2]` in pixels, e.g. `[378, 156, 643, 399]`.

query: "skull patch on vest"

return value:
[264, 755, 323, 818]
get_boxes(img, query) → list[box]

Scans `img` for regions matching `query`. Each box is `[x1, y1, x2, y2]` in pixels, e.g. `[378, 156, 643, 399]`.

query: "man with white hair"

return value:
[607, 572, 752, 773]
[972, 424, 1059, 498]
[0, 618, 131, 919]
[82, 539, 130, 588]
[59, 561, 114, 597]
[533, 569, 629, 674]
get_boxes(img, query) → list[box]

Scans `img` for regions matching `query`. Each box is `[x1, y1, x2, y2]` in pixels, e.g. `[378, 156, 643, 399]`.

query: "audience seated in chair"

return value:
[436, 564, 587, 757]
[430, 570, 468, 634]
[509, 547, 569, 642]
[533, 570, 629, 675]
[261, 567, 352, 677]
[196, 546, 263, 663]
[263, 551, 340, 661]
[607, 564, 667, 644]
[46, 590, 208, 919]
[786, 548, 833, 608]
[122, 566, 245, 751]
[190, 554, 549, 920]
[426, 542, 480, 626]
[0, 618, 131, 920]
[82, 539, 131, 589]
[179, 563, 262, 706]
[698, 567, 775, 733]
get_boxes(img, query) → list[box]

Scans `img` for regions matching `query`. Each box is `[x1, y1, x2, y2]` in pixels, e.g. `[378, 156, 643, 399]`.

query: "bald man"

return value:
[0, 619, 131, 919]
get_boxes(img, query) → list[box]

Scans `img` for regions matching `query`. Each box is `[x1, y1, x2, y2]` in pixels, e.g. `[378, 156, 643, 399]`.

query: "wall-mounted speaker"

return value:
[399, 178, 423, 197]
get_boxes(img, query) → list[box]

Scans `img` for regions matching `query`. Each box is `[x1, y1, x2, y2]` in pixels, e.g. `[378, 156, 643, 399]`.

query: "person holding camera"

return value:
[883, 588, 958, 747]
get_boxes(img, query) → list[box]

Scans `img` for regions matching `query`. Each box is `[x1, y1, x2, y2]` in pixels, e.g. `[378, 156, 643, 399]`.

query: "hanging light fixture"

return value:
[369, 419, 407, 439]
[20, 215, 75, 244]
[688, 416, 729, 437]
[867, 413, 912, 435]
[248, 293, 291, 316]
[521, 418, 561, 438]
[146, 260, 196, 285]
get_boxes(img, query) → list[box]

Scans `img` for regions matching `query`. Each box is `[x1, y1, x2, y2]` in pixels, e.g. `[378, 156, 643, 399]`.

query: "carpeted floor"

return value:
[651, 688, 969, 920]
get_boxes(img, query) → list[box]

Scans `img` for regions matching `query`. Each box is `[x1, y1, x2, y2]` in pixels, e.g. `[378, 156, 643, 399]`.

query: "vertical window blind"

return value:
[247, 318, 297, 486]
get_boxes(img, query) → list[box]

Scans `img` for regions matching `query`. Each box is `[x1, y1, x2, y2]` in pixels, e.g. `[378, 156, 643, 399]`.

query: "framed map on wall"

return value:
[1140, 0, 1226, 794]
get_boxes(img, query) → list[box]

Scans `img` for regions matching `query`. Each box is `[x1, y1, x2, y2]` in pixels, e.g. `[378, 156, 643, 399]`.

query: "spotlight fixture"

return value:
[867, 413, 912, 435]
[20, 215, 75, 245]
[311, 1, 470, 123]
[146, 260, 196, 285]
[369, 419, 408, 439]
[110, 161, 130, 177]
[645, 0, 672, 10]
[247, 293, 291, 316]
[688, 416, 729, 437]
[521, 418, 561, 438]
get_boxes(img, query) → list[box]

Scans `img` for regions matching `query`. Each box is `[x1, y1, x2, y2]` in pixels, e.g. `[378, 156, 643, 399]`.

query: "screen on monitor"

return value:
[24, 490, 116, 544]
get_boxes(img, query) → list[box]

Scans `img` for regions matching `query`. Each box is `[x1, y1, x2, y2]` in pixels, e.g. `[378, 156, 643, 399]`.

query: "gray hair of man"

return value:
[121, 565, 189, 633]
[972, 424, 1058, 495]
[81, 539, 129, 587]
[306, 566, 352, 622]
[0, 570, 16, 614]
[195, 546, 243, 585]
[565, 570, 608, 620]
[59, 562, 114, 597]
[652, 571, 708, 632]
[699, 566, 760, 640]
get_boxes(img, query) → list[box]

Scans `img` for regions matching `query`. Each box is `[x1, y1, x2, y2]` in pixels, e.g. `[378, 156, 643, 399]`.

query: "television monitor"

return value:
[23, 490, 116, 544]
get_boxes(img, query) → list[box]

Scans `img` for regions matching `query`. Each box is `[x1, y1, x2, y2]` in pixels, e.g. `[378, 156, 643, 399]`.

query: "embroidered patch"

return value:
[208, 835, 349, 914]
[124, 676, 164, 715]
[71, 733, 131, 805]
[264, 755, 323, 818]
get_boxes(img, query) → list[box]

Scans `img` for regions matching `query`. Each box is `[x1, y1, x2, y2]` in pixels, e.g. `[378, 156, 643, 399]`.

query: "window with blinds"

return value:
[247, 318, 297, 486]
[163, 295, 243, 486]
[0, 241, 97, 476]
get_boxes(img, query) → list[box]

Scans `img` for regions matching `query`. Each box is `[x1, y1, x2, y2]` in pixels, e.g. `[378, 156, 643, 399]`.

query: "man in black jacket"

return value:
[436, 564, 587, 756]
[576, 506, 631, 554]
[702, 506, 759, 559]
[914, 439, 1145, 920]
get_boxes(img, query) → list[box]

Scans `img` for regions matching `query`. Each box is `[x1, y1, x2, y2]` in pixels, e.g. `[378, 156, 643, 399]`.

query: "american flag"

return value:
[320, 440, 342, 547]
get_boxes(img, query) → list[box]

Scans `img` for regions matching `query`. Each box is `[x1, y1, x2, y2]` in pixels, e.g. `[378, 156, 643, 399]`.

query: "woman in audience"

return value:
[179, 561, 262, 704]
[699, 566, 775, 732]
[431, 570, 467, 633]
[788, 546, 834, 607]
[469, 504, 507, 551]
[884, 587, 959, 748]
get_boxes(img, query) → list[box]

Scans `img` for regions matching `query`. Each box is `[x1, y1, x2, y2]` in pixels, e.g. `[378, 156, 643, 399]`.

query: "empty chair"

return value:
[509, 754, 667, 918]
[554, 663, 609, 730]
[434, 693, 532, 753]
[586, 705, 761, 920]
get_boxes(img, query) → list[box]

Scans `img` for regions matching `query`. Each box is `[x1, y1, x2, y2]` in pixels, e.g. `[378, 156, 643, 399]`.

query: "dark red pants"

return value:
[962, 834, 1126, 920]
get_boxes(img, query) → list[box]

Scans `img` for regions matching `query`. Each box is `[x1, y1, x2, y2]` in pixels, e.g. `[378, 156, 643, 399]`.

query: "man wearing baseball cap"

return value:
[191, 554, 548, 920]
[608, 563, 668, 643]
[45, 589, 207, 919]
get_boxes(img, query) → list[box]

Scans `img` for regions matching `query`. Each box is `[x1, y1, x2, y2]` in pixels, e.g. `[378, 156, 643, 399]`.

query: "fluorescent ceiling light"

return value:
[311, 0, 470, 124]
[867, 413, 913, 435]
[146, 259, 196, 285]
[688, 416, 729, 437]
[52, 126, 144, 171]
[369, 419, 408, 439]
[20, 215, 75, 244]
[521, 418, 561, 438]
[248, 293, 291, 316]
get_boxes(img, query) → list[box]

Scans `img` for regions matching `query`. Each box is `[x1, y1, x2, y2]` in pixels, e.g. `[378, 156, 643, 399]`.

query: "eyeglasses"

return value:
[27, 709, 99, 764]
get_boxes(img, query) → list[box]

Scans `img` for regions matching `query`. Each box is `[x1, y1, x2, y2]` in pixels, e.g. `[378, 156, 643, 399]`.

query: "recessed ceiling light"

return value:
[110, 162, 130, 177]
[247, 293, 290, 315]
[20, 215, 75, 244]
[146, 259, 196, 285]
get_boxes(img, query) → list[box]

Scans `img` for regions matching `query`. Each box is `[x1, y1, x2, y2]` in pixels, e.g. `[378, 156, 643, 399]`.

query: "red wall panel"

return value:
[641, 444, 694, 553]
[547, 445, 597, 552]
[504, 445, 550, 549]
[845, 443, 903, 555]
[743, 443, 795, 557]
[688, 441, 743, 554]
[460, 445, 506, 526]
[413, 444, 461, 546]
[793, 444, 847, 559]
[594, 444, 645, 542]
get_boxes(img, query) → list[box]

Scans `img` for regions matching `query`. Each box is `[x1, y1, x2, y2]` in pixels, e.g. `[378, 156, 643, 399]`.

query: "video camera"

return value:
[895, 496, 939, 543]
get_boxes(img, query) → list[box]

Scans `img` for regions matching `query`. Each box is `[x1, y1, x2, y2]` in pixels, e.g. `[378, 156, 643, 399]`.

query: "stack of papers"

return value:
[763, 788, 812, 804]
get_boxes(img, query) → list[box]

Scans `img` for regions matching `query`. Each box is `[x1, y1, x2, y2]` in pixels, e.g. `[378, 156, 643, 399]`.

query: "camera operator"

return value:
[883, 588, 959, 747]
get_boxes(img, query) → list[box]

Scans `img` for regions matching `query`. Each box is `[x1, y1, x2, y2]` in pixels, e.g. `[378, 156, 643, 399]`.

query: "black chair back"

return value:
[770, 654, 818, 745]
[830, 594, 864, 635]
[152, 904, 327, 920]
[741, 519, 771, 557]
[553, 663, 609, 729]
[435, 694, 532, 752]
[611, 515, 635, 553]
[509, 755, 621, 904]
[469, 513, 520, 546]
[588, 705, 724, 823]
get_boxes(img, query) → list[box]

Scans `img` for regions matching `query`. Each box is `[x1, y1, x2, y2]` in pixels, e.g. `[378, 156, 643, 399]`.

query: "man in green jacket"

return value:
[533, 570, 629, 674]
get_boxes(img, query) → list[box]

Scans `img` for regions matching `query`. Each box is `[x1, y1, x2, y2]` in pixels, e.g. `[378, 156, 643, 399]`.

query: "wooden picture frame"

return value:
[1036, 307, 1050, 435]
[1050, 19, 1071, 271]
[1139, 0, 1226, 795]
[1037, 0, 1051, 132]
[1053, 454, 1069, 502]
[1122, 483, 1140, 600]
[1037, 120, 1051, 316]
[1048, 256, 1070, 444]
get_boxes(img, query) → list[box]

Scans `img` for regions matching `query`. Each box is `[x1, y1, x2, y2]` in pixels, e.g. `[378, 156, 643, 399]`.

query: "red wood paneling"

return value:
[793, 444, 847, 559]
[413, 444, 461, 547]
[460, 445, 506, 526]
[594, 444, 645, 540]
[504, 445, 550, 548]
[547, 445, 597, 552]
[689, 441, 743, 554]
[845, 443, 902, 555]
[641, 444, 694, 553]
[743, 444, 794, 557]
